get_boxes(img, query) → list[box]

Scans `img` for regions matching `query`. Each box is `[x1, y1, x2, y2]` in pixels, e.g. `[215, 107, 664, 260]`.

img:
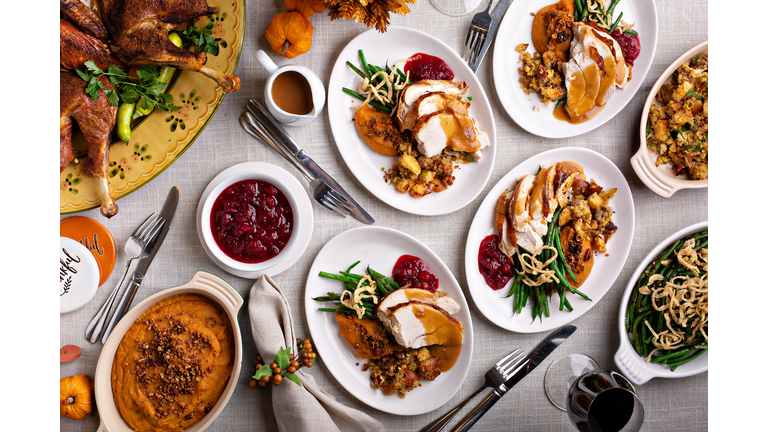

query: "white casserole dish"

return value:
[630, 41, 708, 198]
[614, 221, 708, 385]
[93, 271, 243, 432]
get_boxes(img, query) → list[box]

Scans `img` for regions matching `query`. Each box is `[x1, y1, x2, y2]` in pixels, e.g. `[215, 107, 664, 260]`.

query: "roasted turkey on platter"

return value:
[59, 0, 240, 218]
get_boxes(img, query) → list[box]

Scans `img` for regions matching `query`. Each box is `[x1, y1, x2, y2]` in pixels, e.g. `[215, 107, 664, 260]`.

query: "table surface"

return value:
[60, 0, 708, 430]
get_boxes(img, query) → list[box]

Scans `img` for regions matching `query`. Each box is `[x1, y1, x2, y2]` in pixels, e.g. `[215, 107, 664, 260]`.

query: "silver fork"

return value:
[244, 100, 362, 215]
[421, 348, 526, 432]
[84, 213, 165, 343]
[462, 0, 495, 65]
[239, 112, 353, 218]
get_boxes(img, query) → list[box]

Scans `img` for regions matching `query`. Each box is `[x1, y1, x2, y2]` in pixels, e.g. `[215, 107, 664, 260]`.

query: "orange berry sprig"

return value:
[249, 339, 317, 388]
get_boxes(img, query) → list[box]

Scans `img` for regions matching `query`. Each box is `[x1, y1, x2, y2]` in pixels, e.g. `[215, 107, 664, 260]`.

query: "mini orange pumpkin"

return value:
[265, 12, 314, 59]
[285, 0, 326, 19]
[60, 374, 94, 421]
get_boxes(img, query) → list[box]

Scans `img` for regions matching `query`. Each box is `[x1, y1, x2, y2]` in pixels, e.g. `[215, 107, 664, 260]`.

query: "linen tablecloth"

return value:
[60, 1, 708, 430]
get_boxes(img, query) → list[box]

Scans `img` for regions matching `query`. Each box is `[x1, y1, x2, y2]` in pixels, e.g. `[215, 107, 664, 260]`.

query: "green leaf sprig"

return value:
[182, 21, 220, 56]
[250, 340, 317, 389]
[77, 60, 181, 112]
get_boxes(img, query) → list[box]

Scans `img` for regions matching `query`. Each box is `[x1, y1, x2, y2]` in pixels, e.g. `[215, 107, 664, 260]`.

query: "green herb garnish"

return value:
[77, 61, 180, 111]
[686, 90, 704, 100]
[687, 141, 702, 152]
[251, 346, 305, 388]
[182, 21, 220, 56]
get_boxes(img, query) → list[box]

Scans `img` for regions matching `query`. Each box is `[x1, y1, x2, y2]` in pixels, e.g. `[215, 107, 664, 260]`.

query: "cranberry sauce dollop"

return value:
[392, 254, 440, 293]
[611, 29, 641, 66]
[478, 235, 515, 290]
[210, 179, 293, 264]
[404, 53, 454, 82]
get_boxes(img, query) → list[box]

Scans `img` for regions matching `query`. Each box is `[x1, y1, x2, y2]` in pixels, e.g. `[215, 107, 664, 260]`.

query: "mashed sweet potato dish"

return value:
[111, 294, 235, 432]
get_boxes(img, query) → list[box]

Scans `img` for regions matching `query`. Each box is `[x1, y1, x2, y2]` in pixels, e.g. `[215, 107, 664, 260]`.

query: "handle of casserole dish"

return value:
[630, 151, 677, 199]
[189, 271, 243, 312]
[96, 419, 108, 432]
[614, 339, 652, 386]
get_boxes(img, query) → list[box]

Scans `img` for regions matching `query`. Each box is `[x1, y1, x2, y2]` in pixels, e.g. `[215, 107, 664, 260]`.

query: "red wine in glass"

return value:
[567, 370, 644, 432]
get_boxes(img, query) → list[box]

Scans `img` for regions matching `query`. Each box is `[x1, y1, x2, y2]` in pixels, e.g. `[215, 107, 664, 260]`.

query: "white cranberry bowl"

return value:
[197, 162, 312, 278]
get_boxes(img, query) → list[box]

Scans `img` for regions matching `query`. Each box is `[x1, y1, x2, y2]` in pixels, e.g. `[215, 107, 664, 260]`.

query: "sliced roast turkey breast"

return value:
[496, 190, 518, 259]
[528, 165, 558, 222]
[527, 165, 557, 239]
[401, 92, 467, 132]
[562, 25, 602, 119]
[553, 161, 586, 207]
[584, 23, 630, 88]
[377, 288, 461, 316]
[515, 223, 544, 254]
[575, 24, 618, 106]
[412, 100, 488, 158]
[396, 80, 468, 130]
[509, 174, 535, 232]
[376, 289, 463, 349]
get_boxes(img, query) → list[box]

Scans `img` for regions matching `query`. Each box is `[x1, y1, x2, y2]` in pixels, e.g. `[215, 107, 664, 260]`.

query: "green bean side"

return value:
[342, 49, 410, 114]
[625, 229, 708, 370]
[506, 206, 592, 322]
[313, 262, 402, 317]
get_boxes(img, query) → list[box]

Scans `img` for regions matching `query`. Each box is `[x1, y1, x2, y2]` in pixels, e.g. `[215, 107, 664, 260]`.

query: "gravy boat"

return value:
[256, 50, 325, 127]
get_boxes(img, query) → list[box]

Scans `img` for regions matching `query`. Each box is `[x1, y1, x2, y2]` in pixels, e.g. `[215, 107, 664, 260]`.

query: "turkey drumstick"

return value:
[95, 0, 241, 93]
[60, 72, 119, 218]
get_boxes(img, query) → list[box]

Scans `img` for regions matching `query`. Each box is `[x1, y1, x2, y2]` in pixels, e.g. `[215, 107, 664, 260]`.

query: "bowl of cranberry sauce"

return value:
[201, 171, 300, 271]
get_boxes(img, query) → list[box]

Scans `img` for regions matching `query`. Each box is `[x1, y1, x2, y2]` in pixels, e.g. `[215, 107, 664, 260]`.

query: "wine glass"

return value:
[429, 0, 486, 17]
[545, 354, 644, 432]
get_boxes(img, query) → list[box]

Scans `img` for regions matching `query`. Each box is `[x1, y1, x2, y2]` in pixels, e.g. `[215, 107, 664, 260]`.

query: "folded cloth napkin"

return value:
[249, 275, 385, 432]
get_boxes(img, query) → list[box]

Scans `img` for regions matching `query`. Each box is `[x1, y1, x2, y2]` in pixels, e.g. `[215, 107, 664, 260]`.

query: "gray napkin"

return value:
[248, 275, 385, 432]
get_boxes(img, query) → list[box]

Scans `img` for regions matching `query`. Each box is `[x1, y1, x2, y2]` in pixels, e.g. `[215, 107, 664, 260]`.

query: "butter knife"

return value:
[101, 187, 179, 343]
[470, 0, 513, 72]
[451, 324, 577, 431]
[246, 99, 375, 225]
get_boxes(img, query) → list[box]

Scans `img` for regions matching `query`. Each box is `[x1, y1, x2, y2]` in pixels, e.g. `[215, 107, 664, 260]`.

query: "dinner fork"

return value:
[462, 0, 495, 65]
[239, 112, 353, 218]
[84, 213, 165, 343]
[421, 348, 526, 432]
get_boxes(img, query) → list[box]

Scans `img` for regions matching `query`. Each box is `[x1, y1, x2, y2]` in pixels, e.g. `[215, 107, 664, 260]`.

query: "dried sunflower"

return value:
[323, 0, 417, 32]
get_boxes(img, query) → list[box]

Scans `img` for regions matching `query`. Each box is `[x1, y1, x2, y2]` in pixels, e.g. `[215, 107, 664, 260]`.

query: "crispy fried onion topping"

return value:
[339, 274, 379, 319]
[639, 239, 708, 362]
[516, 245, 559, 286]
[585, 0, 635, 33]
[352, 59, 410, 112]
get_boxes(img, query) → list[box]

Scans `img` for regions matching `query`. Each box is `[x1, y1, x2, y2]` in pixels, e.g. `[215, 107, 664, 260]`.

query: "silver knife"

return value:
[470, 0, 513, 72]
[246, 99, 375, 225]
[451, 324, 577, 432]
[101, 187, 179, 343]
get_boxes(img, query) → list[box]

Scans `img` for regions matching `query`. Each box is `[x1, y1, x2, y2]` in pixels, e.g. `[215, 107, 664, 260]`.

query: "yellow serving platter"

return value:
[60, 0, 245, 215]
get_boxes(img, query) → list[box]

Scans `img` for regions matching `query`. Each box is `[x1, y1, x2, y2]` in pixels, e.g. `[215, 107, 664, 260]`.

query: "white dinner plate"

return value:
[614, 221, 708, 385]
[464, 147, 635, 333]
[327, 27, 497, 216]
[492, 0, 658, 138]
[304, 226, 474, 415]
